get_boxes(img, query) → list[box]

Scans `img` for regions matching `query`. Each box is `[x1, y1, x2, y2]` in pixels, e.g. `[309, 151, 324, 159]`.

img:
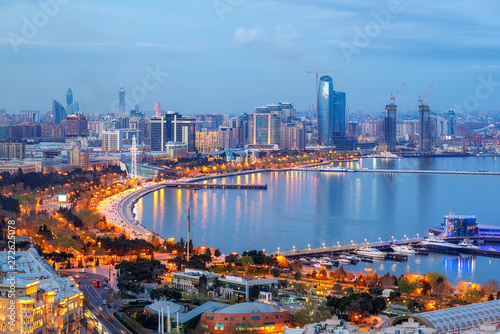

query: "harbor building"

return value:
[441, 215, 478, 238]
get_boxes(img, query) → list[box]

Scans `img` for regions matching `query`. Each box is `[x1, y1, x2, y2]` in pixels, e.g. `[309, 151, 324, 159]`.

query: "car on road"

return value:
[75, 274, 80, 278]
[96, 312, 103, 318]
[84, 275, 89, 279]
[107, 316, 113, 322]
[78, 269, 85, 273]
[77, 280, 81, 284]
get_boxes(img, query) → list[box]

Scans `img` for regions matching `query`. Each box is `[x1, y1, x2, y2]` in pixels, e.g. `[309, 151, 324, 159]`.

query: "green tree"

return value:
[294, 271, 302, 281]
[271, 267, 281, 278]
[241, 254, 254, 274]
[464, 289, 484, 304]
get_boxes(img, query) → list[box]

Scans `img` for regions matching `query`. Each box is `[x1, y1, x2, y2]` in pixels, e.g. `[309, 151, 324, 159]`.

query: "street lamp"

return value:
[308, 244, 310, 250]
[277, 247, 280, 254]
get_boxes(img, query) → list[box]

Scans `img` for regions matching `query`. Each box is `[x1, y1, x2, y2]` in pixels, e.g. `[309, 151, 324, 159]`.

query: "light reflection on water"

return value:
[137, 157, 500, 284]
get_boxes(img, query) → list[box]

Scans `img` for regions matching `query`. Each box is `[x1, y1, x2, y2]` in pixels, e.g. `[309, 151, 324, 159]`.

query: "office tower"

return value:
[248, 113, 281, 146]
[53, 100, 66, 124]
[154, 102, 162, 116]
[446, 109, 456, 137]
[150, 116, 171, 152]
[74, 101, 80, 113]
[65, 114, 89, 137]
[418, 104, 431, 152]
[253, 102, 296, 122]
[171, 113, 196, 152]
[66, 87, 73, 114]
[119, 87, 126, 113]
[102, 130, 124, 152]
[384, 104, 397, 151]
[317, 76, 334, 145]
[333, 91, 346, 137]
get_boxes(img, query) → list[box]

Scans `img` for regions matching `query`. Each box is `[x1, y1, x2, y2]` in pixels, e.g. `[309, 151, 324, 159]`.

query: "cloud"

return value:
[233, 26, 267, 46]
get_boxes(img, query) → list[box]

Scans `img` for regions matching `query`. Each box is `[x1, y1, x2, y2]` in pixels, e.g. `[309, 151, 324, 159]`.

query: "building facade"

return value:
[248, 113, 281, 147]
[418, 104, 431, 152]
[0, 245, 84, 334]
[0, 142, 26, 159]
[384, 104, 397, 151]
[65, 114, 88, 137]
[317, 76, 334, 146]
[102, 130, 123, 152]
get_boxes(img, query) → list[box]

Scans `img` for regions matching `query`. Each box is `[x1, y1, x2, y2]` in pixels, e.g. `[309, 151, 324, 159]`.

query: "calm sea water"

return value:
[134, 157, 500, 284]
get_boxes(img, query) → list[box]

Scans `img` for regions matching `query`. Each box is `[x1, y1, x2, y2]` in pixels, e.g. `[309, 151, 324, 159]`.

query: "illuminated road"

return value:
[61, 270, 131, 334]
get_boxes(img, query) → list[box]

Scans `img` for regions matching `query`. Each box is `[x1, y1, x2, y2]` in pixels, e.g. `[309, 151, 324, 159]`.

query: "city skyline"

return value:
[1, 1, 500, 115]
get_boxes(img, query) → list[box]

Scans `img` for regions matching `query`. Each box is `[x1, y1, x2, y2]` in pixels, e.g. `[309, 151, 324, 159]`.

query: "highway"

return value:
[61, 270, 132, 334]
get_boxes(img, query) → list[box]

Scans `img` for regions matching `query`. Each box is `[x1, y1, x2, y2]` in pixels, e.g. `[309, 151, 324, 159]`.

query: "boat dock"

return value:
[164, 183, 268, 190]
[274, 237, 500, 260]
[295, 168, 500, 175]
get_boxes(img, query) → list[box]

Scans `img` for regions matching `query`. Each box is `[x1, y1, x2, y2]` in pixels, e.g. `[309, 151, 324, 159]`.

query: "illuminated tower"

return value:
[131, 135, 137, 179]
[154, 102, 161, 116]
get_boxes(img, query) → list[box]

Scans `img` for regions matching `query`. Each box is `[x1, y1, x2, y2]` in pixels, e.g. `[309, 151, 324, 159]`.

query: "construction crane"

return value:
[418, 84, 434, 106]
[390, 82, 407, 105]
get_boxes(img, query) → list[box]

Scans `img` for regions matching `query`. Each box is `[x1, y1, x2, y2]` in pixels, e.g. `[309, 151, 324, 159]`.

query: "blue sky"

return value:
[1, 0, 499, 115]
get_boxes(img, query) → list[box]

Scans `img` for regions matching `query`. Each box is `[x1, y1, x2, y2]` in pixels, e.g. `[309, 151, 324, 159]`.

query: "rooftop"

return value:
[213, 302, 280, 315]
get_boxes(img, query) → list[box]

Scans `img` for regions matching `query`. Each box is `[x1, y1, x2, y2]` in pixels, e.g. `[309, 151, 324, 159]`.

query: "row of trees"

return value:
[116, 258, 167, 297]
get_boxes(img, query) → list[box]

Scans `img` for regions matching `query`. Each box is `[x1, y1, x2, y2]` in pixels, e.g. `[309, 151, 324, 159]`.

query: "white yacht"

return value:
[457, 239, 480, 249]
[420, 236, 460, 252]
[391, 245, 416, 254]
[356, 247, 387, 258]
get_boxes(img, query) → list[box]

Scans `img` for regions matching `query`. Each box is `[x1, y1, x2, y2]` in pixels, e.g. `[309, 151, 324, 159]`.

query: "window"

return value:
[230, 317, 234, 321]
[264, 322, 276, 329]
[208, 316, 214, 320]
[215, 323, 224, 330]
[251, 316, 260, 320]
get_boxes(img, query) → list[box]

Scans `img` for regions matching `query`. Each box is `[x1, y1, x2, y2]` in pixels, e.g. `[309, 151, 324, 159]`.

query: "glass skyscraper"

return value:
[333, 91, 346, 137]
[119, 87, 125, 113]
[317, 76, 334, 146]
[66, 87, 73, 114]
[52, 100, 66, 125]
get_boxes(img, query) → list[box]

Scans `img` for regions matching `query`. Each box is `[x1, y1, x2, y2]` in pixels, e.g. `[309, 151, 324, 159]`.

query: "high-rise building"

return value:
[171, 113, 196, 152]
[333, 91, 346, 138]
[52, 100, 66, 124]
[196, 129, 220, 153]
[446, 109, 456, 137]
[255, 102, 296, 122]
[248, 113, 281, 146]
[280, 122, 306, 150]
[154, 102, 161, 116]
[74, 101, 80, 113]
[150, 115, 172, 152]
[65, 114, 89, 137]
[102, 130, 123, 152]
[66, 87, 73, 114]
[119, 87, 126, 113]
[218, 126, 236, 150]
[317, 76, 334, 146]
[384, 104, 397, 151]
[229, 115, 248, 148]
[418, 104, 431, 152]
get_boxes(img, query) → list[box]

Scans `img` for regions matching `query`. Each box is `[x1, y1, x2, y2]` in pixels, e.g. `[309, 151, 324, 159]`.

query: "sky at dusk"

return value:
[1, 0, 500, 115]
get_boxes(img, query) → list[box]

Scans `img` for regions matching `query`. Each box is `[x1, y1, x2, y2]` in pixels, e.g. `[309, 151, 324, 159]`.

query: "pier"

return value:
[296, 168, 500, 176]
[274, 237, 500, 260]
[164, 182, 268, 190]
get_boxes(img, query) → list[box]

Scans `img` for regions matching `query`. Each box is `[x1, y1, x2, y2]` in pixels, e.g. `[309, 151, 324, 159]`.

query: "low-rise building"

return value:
[0, 142, 25, 159]
[171, 269, 278, 301]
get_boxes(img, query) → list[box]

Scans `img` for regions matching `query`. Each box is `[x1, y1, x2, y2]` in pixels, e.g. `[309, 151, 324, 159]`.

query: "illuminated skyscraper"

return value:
[317, 76, 334, 146]
[119, 87, 125, 113]
[66, 87, 73, 114]
[418, 104, 431, 152]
